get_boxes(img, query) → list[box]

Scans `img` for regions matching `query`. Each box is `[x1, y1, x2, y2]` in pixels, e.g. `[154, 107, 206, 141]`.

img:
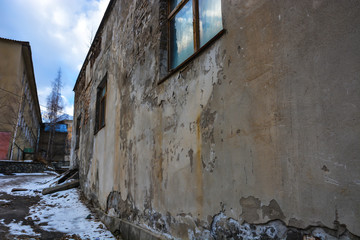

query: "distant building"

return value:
[38, 114, 73, 169]
[0, 37, 42, 160]
[57, 117, 73, 164]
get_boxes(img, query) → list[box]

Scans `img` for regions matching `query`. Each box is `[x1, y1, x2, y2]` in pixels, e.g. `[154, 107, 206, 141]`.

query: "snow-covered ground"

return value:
[0, 219, 40, 237]
[0, 173, 116, 239]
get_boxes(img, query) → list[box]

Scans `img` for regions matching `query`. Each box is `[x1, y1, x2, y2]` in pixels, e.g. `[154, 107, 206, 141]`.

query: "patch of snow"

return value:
[45, 170, 60, 175]
[210, 212, 226, 233]
[0, 219, 40, 237]
[1, 175, 56, 196]
[228, 218, 241, 228]
[12, 172, 56, 176]
[312, 228, 327, 240]
[210, 213, 282, 240]
[0, 160, 35, 163]
[28, 188, 115, 239]
[188, 229, 195, 240]
[0, 174, 115, 239]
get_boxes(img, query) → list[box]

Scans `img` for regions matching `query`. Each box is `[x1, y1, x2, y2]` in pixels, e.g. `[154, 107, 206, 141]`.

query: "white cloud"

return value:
[63, 105, 74, 116]
[52, 8, 69, 28]
[30, 0, 110, 72]
[7, 0, 110, 118]
[37, 86, 52, 108]
[62, 85, 74, 99]
[61, 94, 74, 116]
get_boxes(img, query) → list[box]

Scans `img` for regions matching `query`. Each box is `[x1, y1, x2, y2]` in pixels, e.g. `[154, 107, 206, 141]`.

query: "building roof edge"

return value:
[73, 0, 117, 92]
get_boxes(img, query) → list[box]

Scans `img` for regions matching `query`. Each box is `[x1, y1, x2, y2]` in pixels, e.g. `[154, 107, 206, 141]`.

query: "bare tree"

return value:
[0, 71, 36, 160]
[0, 87, 23, 159]
[46, 69, 63, 162]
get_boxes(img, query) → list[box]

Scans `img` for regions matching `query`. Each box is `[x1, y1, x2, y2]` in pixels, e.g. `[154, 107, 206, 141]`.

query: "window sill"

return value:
[158, 29, 226, 85]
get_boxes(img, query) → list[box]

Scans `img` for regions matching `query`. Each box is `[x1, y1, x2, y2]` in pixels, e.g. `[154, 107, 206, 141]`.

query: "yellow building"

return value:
[0, 37, 42, 160]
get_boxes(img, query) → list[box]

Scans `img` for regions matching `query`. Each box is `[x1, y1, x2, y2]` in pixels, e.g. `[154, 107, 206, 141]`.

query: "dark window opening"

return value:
[95, 74, 107, 134]
[75, 115, 81, 149]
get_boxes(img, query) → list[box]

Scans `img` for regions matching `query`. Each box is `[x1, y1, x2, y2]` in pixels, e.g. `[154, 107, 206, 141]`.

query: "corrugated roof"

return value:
[44, 123, 68, 133]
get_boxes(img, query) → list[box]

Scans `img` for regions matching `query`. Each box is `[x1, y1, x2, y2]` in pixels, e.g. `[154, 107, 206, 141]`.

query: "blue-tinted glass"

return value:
[199, 0, 223, 47]
[170, 0, 194, 69]
[170, 0, 182, 11]
[101, 85, 106, 98]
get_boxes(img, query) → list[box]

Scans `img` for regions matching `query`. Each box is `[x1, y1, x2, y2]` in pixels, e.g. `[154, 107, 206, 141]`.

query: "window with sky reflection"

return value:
[169, 0, 223, 70]
[199, 0, 222, 47]
[170, 0, 194, 70]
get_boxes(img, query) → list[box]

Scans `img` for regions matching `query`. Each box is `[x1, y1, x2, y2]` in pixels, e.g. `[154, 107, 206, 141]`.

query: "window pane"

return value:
[170, 0, 194, 69]
[100, 85, 106, 98]
[170, 0, 182, 11]
[199, 0, 222, 47]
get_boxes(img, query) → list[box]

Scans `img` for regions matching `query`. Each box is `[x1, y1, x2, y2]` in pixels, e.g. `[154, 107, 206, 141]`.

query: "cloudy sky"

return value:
[0, 0, 110, 118]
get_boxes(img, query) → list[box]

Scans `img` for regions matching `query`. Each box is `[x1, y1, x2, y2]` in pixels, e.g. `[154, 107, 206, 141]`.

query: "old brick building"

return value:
[71, 1, 360, 239]
[0, 37, 42, 160]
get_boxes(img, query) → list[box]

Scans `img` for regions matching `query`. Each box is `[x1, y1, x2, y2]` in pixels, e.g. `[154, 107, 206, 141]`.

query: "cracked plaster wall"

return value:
[71, 0, 360, 239]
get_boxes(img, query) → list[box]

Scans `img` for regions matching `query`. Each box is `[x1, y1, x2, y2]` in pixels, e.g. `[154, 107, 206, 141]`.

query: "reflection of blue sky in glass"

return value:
[101, 85, 106, 98]
[199, 0, 222, 47]
[170, 0, 194, 69]
[170, 0, 182, 11]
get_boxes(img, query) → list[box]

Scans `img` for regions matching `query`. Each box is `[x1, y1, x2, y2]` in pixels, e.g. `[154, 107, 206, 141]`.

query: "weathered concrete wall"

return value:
[72, 0, 360, 239]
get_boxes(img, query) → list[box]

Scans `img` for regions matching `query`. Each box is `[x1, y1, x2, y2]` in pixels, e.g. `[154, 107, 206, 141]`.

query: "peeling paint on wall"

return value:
[71, 0, 360, 239]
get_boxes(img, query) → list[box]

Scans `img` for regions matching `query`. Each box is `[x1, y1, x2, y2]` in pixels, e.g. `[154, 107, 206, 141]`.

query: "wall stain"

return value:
[240, 196, 261, 222]
[196, 115, 203, 217]
[261, 199, 285, 220]
[71, 0, 360, 238]
[188, 148, 194, 172]
[200, 108, 217, 144]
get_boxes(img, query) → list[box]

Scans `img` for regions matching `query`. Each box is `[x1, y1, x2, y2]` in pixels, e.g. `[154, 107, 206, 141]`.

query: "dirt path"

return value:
[0, 191, 66, 239]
